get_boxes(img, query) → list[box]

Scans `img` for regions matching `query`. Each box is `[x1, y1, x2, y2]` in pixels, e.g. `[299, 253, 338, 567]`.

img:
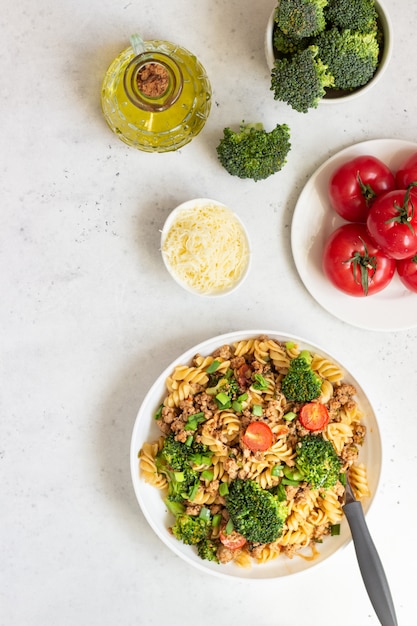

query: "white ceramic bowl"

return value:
[160, 198, 251, 297]
[130, 330, 382, 580]
[265, 0, 393, 104]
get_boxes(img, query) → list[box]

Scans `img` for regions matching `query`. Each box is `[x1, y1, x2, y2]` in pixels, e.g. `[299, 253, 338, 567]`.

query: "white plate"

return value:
[291, 139, 417, 331]
[130, 330, 382, 580]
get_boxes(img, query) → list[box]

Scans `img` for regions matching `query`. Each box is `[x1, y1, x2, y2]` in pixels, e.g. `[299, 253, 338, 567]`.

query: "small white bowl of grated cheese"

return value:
[161, 198, 251, 296]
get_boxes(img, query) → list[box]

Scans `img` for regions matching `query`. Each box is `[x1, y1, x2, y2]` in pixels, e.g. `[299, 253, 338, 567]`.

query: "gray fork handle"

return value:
[343, 501, 397, 626]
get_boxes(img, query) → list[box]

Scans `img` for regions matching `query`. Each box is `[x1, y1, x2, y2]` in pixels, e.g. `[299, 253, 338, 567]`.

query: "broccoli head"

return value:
[216, 122, 291, 182]
[314, 27, 379, 90]
[155, 433, 209, 502]
[295, 434, 342, 489]
[171, 513, 211, 545]
[225, 478, 288, 544]
[280, 350, 322, 402]
[325, 0, 378, 33]
[275, 0, 328, 38]
[197, 538, 220, 562]
[271, 45, 334, 113]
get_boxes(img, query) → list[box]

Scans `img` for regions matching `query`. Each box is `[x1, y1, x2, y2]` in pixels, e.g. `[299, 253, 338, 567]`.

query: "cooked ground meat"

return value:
[185, 504, 201, 516]
[223, 457, 239, 480]
[340, 443, 359, 467]
[230, 356, 246, 369]
[217, 545, 238, 564]
[212, 344, 233, 360]
[352, 423, 366, 445]
[334, 383, 357, 404]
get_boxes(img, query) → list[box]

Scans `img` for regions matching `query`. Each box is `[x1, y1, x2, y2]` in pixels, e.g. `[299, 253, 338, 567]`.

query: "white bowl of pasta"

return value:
[130, 330, 381, 580]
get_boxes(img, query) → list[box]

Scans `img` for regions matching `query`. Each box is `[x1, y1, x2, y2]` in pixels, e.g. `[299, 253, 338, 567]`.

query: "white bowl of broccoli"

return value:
[264, 0, 393, 112]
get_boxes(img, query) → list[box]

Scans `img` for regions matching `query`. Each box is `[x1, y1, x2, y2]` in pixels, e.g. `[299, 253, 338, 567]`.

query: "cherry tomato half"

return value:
[242, 421, 273, 451]
[328, 155, 396, 222]
[395, 152, 417, 189]
[322, 223, 396, 296]
[299, 403, 329, 431]
[366, 187, 417, 260]
[219, 526, 247, 550]
[396, 254, 417, 292]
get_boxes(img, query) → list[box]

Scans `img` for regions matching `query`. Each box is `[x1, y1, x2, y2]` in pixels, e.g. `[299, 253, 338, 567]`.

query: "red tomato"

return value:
[322, 223, 396, 296]
[242, 421, 273, 451]
[219, 526, 247, 550]
[366, 187, 417, 260]
[397, 254, 417, 292]
[395, 152, 417, 188]
[299, 403, 329, 431]
[328, 155, 396, 222]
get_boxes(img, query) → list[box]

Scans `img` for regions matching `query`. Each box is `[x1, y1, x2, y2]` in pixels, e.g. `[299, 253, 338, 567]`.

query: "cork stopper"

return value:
[136, 62, 169, 98]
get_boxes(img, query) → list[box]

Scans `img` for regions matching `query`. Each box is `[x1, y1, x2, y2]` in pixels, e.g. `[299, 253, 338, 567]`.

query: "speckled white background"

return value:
[1, 0, 416, 624]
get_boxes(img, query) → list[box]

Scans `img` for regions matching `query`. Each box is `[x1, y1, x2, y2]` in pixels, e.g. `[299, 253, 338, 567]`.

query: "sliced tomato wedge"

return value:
[299, 403, 329, 431]
[219, 526, 247, 550]
[242, 421, 274, 451]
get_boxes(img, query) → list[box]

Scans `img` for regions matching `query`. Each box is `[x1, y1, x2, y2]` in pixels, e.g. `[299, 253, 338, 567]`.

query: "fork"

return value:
[343, 476, 398, 626]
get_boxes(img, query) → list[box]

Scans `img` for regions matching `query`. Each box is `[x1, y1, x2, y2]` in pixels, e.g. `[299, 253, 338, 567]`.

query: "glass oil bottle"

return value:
[101, 35, 212, 152]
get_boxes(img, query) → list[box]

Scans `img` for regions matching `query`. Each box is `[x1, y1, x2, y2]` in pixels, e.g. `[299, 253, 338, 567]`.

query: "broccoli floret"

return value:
[275, 0, 328, 38]
[171, 513, 211, 545]
[216, 122, 291, 182]
[295, 434, 342, 489]
[314, 27, 379, 90]
[280, 350, 323, 402]
[155, 433, 208, 502]
[208, 368, 241, 403]
[225, 478, 288, 544]
[271, 45, 334, 112]
[325, 0, 378, 33]
[197, 538, 220, 562]
[274, 25, 310, 55]
[155, 433, 188, 471]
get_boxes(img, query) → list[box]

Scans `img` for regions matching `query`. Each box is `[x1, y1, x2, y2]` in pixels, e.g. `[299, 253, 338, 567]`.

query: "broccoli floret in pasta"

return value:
[225, 478, 288, 544]
[171, 513, 211, 545]
[295, 434, 342, 489]
[155, 434, 211, 502]
[280, 350, 322, 402]
[197, 538, 220, 563]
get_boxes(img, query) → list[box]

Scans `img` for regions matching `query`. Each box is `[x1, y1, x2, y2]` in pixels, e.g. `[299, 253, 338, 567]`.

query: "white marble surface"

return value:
[2, 0, 417, 624]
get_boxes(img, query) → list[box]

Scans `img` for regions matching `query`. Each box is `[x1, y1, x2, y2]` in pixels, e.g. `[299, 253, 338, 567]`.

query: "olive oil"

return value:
[101, 39, 212, 152]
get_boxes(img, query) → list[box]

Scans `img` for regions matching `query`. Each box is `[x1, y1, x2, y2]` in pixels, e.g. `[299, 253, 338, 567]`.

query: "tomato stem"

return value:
[357, 171, 377, 206]
[384, 182, 417, 234]
[343, 237, 376, 296]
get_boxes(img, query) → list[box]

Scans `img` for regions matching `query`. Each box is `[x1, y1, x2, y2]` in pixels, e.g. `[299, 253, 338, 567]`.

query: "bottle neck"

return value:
[123, 51, 183, 112]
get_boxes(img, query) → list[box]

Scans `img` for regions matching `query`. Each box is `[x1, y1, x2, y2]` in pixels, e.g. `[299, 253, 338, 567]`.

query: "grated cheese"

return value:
[162, 203, 250, 295]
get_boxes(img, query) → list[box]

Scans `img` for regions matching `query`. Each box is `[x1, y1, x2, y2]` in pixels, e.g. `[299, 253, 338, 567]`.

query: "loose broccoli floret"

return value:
[216, 122, 291, 182]
[275, 0, 328, 38]
[314, 27, 379, 90]
[295, 434, 342, 489]
[155, 433, 209, 502]
[325, 0, 378, 33]
[280, 350, 323, 402]
[171, 513, 211, 545]
[197, 538, 220, 562]
[225, 478, 288, 544]
[271, 45, 334, 113]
